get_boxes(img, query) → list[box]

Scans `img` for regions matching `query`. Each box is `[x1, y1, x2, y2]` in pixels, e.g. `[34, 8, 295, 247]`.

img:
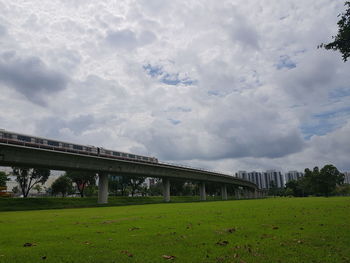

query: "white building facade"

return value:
[285, 171, 304, 184]
[344, 172, 350, 184]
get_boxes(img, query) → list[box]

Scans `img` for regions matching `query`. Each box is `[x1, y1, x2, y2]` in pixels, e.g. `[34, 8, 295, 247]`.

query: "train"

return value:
[0, 129, 158, 164]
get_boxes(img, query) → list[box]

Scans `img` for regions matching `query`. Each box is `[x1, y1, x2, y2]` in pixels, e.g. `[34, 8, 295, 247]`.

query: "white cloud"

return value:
[0, 0, 349, 174]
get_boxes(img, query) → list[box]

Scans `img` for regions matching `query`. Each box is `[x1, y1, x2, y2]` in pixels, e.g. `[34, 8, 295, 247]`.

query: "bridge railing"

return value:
[158, 161, 235, 178]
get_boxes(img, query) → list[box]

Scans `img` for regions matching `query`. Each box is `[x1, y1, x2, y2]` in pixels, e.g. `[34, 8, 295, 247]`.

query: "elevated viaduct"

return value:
[0, 143, 264, 204]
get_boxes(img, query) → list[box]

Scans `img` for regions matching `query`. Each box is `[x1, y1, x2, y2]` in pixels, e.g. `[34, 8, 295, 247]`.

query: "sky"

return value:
[0, 0, 349, 174]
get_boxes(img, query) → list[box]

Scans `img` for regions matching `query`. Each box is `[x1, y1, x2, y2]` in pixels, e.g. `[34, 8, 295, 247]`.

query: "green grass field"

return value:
[0, 196, 224, 212]
[0, 197, 349, 263]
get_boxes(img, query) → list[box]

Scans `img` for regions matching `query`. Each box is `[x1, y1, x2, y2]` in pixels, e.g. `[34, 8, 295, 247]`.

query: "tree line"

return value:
[0, 163, 348, 198]
[271, 164, 348, 197]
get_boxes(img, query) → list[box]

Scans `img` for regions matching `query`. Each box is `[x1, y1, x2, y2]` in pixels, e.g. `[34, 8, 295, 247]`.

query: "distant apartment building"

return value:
[236, 169, 286, 189]
[236, 171, 248, 180]
[247, 171, 264, 189]
[285, 171, 304, 184]
[142, 177, 158, 188]
[344, 172, 350, 184]
[264, 170, 284, 188]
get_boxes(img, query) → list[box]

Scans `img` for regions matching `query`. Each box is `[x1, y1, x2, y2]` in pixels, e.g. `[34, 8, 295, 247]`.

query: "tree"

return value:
[129, 176, 146, 196]
[0, 171, 9, 187]
[108, 177, 120, 196]
[12, 186, 19, 194]
[319, 1, 350, 62]
[285, 180, 304, 197]
[65, 170, 96, 197]
[119, 176, 132, 196]
[268, 181, 279, 196]
[316, 164, 344, 196]
[148, 181, 163, 196]
[51, 176, 73, 197]
[33, 184, 42, 194]
[335, 184, 350, 195]
[288, 165, 345, 197]
[170, 179, 186, 196]
[12, 167, 50, 198]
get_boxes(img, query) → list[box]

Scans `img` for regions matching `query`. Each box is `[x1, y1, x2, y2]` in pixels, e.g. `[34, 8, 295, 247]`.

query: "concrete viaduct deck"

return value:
[0, 143, 264, 203]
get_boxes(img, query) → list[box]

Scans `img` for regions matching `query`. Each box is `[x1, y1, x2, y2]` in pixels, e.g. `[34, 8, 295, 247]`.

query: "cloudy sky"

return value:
[0, 0, 349, 174]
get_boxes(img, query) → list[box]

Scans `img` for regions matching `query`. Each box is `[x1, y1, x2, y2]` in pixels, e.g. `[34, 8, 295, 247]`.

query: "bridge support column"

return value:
[234, 189, 240, 200]
[245, 189, 250, 199]
[98, 173, 109, 204]
[163, 178, 170, 202]
[199, 182, 206, 201]
[221, 185, 228, 200]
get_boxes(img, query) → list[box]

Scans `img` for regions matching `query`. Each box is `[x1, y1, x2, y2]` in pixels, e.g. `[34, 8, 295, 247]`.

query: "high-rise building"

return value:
[285, 171, 304, 184]
[236, 170, 284, 189]
[264, 170, 284, 188]
[236, 171, 248, 180]
[343, 172, 350, 184]
[247, 171, 263, 189]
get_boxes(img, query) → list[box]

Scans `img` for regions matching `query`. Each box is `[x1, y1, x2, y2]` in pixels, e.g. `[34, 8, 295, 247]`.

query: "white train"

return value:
[0, 129, 158, 164]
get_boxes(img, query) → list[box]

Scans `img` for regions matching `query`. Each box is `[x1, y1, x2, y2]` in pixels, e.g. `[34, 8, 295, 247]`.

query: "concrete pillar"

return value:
[199, 182, 206, 201]
[247, 189, 252, 199]
[98, 173, 109, 204]
[243, 189, 247, 199]
[163, 178, 170, 202]
[221, 185, 228, 200]
[235, 189, 240, 200]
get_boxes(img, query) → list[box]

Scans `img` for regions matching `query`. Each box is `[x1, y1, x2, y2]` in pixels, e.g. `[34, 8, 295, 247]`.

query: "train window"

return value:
[35, 138, 44, 144]
[122, 153, 128, 157]
[142, 157, 149, 161]
[73, 145, 83, 150]
[105, 150, 111, 155]
[86, 147, 92, 152]
[129, 154, 135, 159]
[48, 140, 59, 147]
[113, 152, 120, 156]
[62, 143, 70, 148]
[3, 133, 12, 139]
[17, 135, 31, 142]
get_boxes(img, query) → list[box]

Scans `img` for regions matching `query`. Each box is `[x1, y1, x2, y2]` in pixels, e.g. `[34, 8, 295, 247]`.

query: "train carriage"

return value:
[0, 129, 158, 164]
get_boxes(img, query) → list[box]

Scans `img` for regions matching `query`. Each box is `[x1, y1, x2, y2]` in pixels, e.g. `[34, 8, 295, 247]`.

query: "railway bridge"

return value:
[0, 143, 264, 204]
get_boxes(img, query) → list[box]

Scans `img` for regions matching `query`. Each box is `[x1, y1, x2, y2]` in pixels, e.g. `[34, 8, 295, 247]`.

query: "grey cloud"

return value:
[275, 52, 350, 104]
[306, 121, 350, 171]
[128, 94, 305, 161]
[0, 25, 7, 37]
[228, 13, 260, 49]
[197, 59, 237, 96]
[37, 115, 95, 139]
[231, 23, 259, 49]
[0, 53, 69, 105]
[105, 29, 156, 49]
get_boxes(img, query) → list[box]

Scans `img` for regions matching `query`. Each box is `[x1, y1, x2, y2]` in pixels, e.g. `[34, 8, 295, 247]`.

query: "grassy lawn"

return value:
[0, 197, 349, 263]
[0, 196, 224, 212]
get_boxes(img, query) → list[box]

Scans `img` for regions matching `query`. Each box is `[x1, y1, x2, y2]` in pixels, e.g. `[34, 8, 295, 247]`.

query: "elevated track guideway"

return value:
[0, 132, 264, 203]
